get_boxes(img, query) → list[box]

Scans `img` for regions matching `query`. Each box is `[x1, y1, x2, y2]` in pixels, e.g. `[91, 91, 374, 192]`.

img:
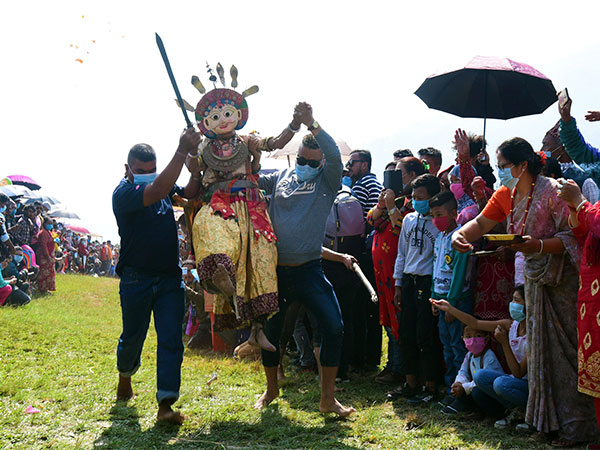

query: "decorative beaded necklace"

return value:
[509, 176, 537, 235]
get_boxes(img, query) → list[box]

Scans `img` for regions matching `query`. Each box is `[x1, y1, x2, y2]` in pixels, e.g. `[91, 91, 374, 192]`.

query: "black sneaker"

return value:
[441, 398, 472, 414]
[438, 394, 454, 408]
[386, 383, 419, 401]
[407, 387, 437, 405]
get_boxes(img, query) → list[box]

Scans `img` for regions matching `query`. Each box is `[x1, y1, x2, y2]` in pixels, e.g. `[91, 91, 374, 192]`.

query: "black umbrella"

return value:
[415, 56, 557, 145]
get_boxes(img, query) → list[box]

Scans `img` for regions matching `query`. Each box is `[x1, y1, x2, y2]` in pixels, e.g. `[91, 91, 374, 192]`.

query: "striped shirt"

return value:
[352, 173, 383, 220]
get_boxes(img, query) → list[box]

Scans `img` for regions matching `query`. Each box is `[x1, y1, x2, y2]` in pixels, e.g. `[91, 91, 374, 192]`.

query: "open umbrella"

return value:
[66, 224, 91, 235]
[415, 55, 557, 145]
[48, 206, 81, 220]
[0, 185, 32, 198]
[22, 189, 61, 206]
[268, 139, 353, 166]
[6, 175, 41, 190]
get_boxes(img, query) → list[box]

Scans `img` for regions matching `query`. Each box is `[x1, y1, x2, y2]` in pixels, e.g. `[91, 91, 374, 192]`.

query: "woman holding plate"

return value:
[451, 130, 597, 447]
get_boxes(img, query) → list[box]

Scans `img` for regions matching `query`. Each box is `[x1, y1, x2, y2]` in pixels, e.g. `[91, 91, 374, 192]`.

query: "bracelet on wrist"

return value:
[538, 239, 544, 254]
[288, 123, 301, 133]
[576, 199, 588, 212]
[388, 207, 398, 216]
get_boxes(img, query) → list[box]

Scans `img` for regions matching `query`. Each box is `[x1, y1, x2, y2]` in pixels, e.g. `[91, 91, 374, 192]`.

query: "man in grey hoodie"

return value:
[254, 102, 355, 417]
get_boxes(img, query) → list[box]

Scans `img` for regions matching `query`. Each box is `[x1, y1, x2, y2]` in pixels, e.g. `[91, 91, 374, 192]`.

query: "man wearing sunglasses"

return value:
[256, 102, 355, 417]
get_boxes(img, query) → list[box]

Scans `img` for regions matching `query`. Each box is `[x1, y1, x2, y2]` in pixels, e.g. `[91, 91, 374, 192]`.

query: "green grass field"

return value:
[0, 274, 550, 449]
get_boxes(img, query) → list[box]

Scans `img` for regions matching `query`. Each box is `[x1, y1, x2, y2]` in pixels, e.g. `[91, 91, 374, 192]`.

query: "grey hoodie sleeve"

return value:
[258, 171, 278, 196]
[316, 130, 343, 192]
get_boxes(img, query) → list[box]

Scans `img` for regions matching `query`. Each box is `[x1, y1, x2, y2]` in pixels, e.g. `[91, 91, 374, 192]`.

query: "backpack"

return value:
[323, 188, 366, 253]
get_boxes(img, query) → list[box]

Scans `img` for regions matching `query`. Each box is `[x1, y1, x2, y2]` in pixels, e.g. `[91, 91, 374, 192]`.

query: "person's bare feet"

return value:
[254, 389, 279, 410]
[116, 375, 134, 401]
[248, 324, 276, 352]
[212, 264, 235, 296]
[157, 400, 185, 425]
[319, 398, 356, 417]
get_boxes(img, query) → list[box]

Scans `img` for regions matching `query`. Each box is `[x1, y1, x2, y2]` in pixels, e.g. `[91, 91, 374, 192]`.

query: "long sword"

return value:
[155, 33, 193, 128]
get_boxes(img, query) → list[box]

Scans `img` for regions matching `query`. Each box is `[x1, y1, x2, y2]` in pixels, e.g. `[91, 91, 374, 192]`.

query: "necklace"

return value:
[509, 176, 536, 235]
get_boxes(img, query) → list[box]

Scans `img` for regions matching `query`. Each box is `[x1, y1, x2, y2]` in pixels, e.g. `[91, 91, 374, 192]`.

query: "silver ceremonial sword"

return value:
[155, 33, 193, 129]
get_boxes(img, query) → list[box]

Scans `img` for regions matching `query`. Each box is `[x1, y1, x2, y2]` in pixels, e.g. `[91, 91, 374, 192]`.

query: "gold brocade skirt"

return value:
[192, 198, 278, 331]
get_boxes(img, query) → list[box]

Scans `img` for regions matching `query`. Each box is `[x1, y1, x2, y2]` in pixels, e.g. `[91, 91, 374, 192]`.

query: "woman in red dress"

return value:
[36, 217, 56, 293]
[558, 178, 600, 437]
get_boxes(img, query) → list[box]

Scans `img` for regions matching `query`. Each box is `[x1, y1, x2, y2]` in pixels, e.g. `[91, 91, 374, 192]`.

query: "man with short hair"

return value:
[346, 150, 383, 221]
[255, 102, 354, 417]
[393, 149, 413, 161]
[112, 127, 201, 424]
[345, 150, 383, 373]
[418, 147, 443, 176]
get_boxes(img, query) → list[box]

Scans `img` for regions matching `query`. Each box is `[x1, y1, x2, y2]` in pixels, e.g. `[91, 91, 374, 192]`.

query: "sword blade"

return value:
[155, 33, 193, 128]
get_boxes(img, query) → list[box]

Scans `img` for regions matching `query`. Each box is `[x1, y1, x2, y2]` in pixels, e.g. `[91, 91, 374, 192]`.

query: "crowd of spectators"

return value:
[0, 195, 119, 305]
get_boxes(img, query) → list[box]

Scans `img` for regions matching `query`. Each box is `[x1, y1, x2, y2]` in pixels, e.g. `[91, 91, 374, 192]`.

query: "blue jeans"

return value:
[473, 369, 529, 410]
[117, 267, 185, 404]
[292, 305, 318, 368]
[438, 294, 472, 387]
[262, 260, 344, 367]
[385, 326, 403, 373]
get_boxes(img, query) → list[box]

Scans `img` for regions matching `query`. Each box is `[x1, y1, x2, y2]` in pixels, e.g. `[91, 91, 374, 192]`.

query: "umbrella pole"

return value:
[286, 155, 290, 167]
[482, 71, 488, 150]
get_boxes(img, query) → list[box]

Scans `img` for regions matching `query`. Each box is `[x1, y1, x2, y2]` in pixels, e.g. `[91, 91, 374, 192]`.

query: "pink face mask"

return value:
[432, 216, 450, 232]
[464, 337, 487, 355]
[450, 183, 465, 200]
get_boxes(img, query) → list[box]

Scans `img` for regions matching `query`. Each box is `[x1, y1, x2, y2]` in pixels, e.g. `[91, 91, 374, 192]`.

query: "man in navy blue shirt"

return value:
[112, 127, 201, 424]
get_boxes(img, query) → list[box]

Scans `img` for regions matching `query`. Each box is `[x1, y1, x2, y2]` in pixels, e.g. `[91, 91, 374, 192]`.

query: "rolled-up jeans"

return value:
[117, 267, 185, 404]
[262, 260, 344, 367]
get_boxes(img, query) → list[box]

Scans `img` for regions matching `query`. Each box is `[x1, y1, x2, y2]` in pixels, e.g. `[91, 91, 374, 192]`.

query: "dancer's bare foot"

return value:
[277, 365, 286, 381]
[157, 400, 185, 425]
[254, 389, 279, 410]
[116, 375, 134, 401]
[212, 264, 235, 296]
[319, 398, 356, 417]
[247, 324, 276, 352]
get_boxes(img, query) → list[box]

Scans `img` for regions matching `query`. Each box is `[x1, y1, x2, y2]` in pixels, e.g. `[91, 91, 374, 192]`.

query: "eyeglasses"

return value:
[296, 156, 322, 168]
[497, 162, 515, 170]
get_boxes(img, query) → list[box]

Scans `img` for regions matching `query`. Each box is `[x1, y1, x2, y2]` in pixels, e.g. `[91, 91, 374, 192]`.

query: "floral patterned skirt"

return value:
[578, 265, 600, 399]
[37, 260, 56, 293]
[192, 196, 278, 331]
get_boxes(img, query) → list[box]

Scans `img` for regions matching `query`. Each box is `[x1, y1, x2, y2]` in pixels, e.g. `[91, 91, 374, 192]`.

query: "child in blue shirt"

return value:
[428, 191, 472, 400]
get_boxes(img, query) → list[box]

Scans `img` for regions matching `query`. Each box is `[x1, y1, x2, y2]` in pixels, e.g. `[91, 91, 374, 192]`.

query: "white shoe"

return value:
[494, 408, 521, 429]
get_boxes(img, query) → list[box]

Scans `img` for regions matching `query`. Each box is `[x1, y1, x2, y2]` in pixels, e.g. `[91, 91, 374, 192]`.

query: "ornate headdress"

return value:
[175, 63, 259, 139]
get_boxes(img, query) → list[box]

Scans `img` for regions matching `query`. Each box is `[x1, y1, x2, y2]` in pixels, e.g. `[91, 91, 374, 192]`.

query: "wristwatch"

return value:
[307, 120, 319, 131]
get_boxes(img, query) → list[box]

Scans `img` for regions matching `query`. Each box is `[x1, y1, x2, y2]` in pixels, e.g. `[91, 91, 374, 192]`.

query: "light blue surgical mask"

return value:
[0, 206, 6, 214]
[509, 302, 526, 322]
[296, 164, 322, 182]
[132, 172, 157, 184]
[412, 199, 430, 216]
[497, 167, 518, 190]
[341, 176, 353, 187]
[45, 224, 53, 231]
[13, 255, 23, 264]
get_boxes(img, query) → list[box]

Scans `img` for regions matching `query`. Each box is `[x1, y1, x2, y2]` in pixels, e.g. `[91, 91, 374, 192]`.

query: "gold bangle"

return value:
[538, 239, 544, 254]
[576, 200, 588, 213]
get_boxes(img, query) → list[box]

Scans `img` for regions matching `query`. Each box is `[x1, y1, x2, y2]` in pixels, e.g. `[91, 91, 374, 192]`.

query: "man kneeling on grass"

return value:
[112, 128, 201, 424]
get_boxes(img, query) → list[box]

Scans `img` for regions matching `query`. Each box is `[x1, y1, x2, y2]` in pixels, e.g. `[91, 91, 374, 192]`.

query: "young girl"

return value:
[439, 324, 504, 417]
[432, 286, 528, 428]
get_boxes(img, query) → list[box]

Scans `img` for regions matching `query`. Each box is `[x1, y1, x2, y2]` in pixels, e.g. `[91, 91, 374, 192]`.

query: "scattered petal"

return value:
[92, 40, 96, 43]
[26, 405, 41, 414]
[75, 59, 83, 64]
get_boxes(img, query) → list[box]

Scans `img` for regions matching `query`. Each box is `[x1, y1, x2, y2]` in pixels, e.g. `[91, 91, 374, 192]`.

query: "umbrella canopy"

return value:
[0, 184, 32, 198]
[22, 189, 61, 206]
[6, 174, 41, 190]
[66, 225, 91, 235]
[48, 206, 81, 220]
[268, 139, 353, 166]
[415, 56, 557, 120]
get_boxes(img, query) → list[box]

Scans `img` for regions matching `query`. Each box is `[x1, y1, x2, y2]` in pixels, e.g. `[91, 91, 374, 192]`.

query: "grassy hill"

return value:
[0, 274, 548, 449]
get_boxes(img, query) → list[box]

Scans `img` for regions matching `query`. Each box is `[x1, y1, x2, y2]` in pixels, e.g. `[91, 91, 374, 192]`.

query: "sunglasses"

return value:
[345, 159, 365, 168]
[296, 156, 322, 168]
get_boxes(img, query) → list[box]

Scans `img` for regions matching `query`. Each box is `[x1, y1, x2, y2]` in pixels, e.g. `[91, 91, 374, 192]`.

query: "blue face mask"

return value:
[497, 166, 522, 190]
[412, 199, 430, 216]
[509, 302, 526, 322]
[296, 164, 322, 182]
[341, 176, 353, 187]
[0, 206, 6, 214]
[132, 172, 157, 184]
[13, 255, 23, 264]
[45, 224, 53, 231]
